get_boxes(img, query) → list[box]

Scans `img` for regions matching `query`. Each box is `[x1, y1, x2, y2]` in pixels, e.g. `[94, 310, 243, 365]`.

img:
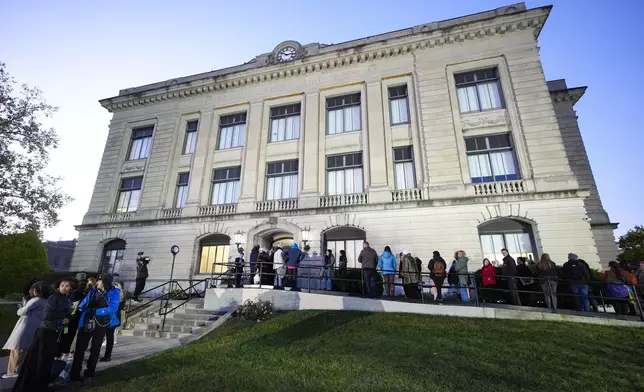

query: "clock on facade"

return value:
[277, 46, 297, 62]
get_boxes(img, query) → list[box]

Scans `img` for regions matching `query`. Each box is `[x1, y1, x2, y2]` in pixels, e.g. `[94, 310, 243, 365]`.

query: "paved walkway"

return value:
[0, 335, 180, 391]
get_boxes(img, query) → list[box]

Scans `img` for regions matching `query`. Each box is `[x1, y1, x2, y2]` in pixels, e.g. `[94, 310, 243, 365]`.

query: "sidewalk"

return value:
[0, 335, 180, 391]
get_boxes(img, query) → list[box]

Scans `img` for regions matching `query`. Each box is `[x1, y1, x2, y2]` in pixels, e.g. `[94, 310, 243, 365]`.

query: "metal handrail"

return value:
[207, 261, 644, 321]
[158, 278, 209, 332]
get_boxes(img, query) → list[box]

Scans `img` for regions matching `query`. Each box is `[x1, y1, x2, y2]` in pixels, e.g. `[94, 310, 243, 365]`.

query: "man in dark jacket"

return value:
[501, 248, 521, 306]
[358, 241, 378, 298]
[563, 253, 590, 312]
[285, 243, 306, 291]
[133, 254, 149, 302]
[249, 245, 260, 277]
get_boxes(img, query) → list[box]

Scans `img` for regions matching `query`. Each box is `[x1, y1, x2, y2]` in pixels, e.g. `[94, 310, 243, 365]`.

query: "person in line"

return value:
[322, 249, 336, 291]
[601, 261, 634, 315]
[86, 277, 97, 293]
[133, 256, 149, 302]
[234, 249, 245, 288]
[337, 250, 348, 291]
[378, 246, 397, 296]
[501, 249, 521, 306]
[2, 282, 48, 379]
[358, 241, 379, 298]
[100, 281, 125, 362]
[57, 276, 87, 360]
[70, 274, 120, 384]
[517, 257, 537, 306]
[12, 280, 71, 392]
[636, 261, 644, 312]
[480, 258, 497, 302]
[536, 253, 558, 311]
[249, 245, 260, 279]
[273, 246, 286, 289]
[399, 251, 421, 299]
[562, 253, 591, 312]
[429, 251, 447, 301]
[257, 248, 270, 286]
[286, 243, 306, 291]
[454, 250, 470, 303]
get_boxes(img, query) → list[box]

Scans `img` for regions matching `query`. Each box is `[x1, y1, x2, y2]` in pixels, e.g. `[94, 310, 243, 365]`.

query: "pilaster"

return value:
[237, 101, 264, 213]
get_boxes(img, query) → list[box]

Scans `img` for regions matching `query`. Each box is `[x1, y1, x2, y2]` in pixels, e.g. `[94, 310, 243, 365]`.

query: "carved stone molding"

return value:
[121, 161, 145, 174]
[461, 111, 508, 130]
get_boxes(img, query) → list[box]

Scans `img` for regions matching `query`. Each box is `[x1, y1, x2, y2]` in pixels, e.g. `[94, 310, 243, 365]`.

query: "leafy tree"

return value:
[0, 62, 71, 234]
[0, 231, 50, 295]
[617, 225, 644, 270]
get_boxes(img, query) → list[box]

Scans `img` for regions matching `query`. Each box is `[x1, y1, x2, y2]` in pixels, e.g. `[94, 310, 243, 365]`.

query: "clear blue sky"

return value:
[1, 0, 642, 241]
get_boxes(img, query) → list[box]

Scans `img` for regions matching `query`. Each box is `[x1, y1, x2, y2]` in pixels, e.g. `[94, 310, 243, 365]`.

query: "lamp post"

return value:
[301, 226, 310, 247]
[162, 245, 180, 333]
[234, 231, 243, 252]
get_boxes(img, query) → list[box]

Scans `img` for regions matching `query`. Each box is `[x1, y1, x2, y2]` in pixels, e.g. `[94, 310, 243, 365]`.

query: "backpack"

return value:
[447, 263, 458, 285]
[433, 260, 446, 277]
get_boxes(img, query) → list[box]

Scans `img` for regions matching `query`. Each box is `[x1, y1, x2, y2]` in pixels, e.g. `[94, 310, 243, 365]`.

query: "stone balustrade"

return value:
[319, 193, 368, 208]
[160, 208, 182, 219]
[473, 180, 526, 196]
[255, 199, 298, 212]
[391, 188, 423, 202]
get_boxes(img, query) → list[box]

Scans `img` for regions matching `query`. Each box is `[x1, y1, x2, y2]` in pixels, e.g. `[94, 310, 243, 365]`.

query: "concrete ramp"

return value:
[205, 288, 644, 328]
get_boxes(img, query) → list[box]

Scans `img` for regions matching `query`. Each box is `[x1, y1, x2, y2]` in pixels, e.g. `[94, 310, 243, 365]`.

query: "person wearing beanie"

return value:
[70, 273, 120, 384]
[563, 252, 591, 312]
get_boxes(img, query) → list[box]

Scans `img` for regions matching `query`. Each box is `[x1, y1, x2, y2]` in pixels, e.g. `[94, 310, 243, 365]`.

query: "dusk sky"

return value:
[1, 0, 642, 241]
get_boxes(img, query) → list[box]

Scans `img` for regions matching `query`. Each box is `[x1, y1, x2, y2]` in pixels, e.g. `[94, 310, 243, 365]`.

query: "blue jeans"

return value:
[362, 269, 377, 298]
[571, 284, 590, 312]
[458, 286, 470, 303]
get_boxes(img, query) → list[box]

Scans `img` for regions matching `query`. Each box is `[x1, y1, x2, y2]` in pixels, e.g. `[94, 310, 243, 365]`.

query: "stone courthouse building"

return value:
[71, 3, 617, 285]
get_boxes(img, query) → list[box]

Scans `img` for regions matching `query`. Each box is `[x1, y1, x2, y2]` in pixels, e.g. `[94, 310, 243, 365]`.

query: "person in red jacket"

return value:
[482, 258, 497, 287]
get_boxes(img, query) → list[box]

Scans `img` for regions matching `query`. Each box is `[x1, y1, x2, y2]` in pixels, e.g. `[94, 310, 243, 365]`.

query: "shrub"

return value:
[2, 292, 25, 301]
[169, 288, 188, 300]
[0, 231, 50, 296]
[233, 296, 274, 322]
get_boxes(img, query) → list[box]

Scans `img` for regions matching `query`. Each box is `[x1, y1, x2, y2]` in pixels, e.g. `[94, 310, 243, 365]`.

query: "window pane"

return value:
[351, 106, 361, 131]
[328, 110, 336, 135]
[266, 177, 275, 200]
[404, 162, 414, 189]
[335, 108, 344, 134]
[457, 86, 479, 113]
[334, 170, 344, 195]
[128, 190, 140, 211]
[345, 168, 355, 194]
[346, 240, 356, 269]
[327, 171, 336, 195]
[354, 168, 363, 193]
[116, 191, 129, 212]
[184, 131, 197, 154]
[273, 176, 283, 200]
[490, 151, 518, 181]
[398, 98, 409, 123]
[219, 127, 230, 149]
[175, 185, 188, 208]
[290, 175, 298, 198]
[200, 246, 213, 274]
[477, 81, 502, 110]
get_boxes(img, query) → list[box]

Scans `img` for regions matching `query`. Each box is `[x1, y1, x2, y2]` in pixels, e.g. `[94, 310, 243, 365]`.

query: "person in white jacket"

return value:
[2, 282, 48, 379]
[273, 247, 286, 289]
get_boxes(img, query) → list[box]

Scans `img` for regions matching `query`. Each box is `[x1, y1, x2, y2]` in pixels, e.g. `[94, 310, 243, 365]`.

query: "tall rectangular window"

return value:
[199, 245, 230, 274]
[388, 85, 410, 125]
[211, 167, 241, 205]
[218, 113, 246, 149]
[128, 126, 153, 160]
[326, 93, 361, 135]
[270, 103, 301, 142]
[465, 134, 519, 183]
[265, 160, 298, 200]
[455, 68, 504, 113]
[183, 120, 198, 155]
[480, 233, 534, 264]
[393, 146, 415, 190]
[116, 176, 142, 212]
[326, 153, 363, 195]
[175, 172, 189, 208]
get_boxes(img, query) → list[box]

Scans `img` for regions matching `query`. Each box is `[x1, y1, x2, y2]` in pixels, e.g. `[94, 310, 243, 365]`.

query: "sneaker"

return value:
[2, 373, 18, 379]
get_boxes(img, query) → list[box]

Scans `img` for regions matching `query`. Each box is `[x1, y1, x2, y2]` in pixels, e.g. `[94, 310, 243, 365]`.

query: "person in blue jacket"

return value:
[69, 273, 120, 384]
[285, 242, 306, 291]
[378, 246, 398, 296]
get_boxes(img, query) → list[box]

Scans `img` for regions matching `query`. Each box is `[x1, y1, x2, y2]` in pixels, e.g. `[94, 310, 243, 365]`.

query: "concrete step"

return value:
[136, 316, 214, 327]
[168, 312, 219, 321]
[133, 323, 204, 334]
[119, 329, 192, 339]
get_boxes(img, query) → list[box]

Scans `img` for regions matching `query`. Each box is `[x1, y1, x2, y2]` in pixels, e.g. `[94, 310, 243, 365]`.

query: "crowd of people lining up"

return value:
[226, 241, 644, 316]
[2, 272, 125, 391]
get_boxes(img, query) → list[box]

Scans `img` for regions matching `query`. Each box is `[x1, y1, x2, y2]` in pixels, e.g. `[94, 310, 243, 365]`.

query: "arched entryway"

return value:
[198, 234, 231, 275]
[100, 239, 126, 276]
[478, 218, 537, 264]
[254, 229, 294, 250]
[323, 226, 366, 268]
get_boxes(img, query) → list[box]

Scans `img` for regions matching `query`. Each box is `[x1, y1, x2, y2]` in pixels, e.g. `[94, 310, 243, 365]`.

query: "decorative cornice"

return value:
[550, 86, 587, 105]
[100, 8, 550, 113]
[382, 73, 413, 81]
[319, 81, 365, 92]
[264, 92, 304, 101]
[214, 102, 249, 111]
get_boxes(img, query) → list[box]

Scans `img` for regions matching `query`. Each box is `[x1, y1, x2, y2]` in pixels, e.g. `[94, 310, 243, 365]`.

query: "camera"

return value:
[583, 215, 592, 222]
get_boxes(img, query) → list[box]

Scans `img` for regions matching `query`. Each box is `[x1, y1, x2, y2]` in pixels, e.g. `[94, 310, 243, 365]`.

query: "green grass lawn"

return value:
[0, 304, 19, 356]
[81, 311, 644, 392]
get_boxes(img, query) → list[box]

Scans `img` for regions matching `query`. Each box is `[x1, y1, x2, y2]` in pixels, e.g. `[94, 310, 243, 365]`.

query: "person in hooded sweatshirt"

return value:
[562, 253, 590, 312]
[429, 251, 447, 301]
[70, 274, 120, 384]
[454, 250, 470, 303]
[13, 280, 71, 392]
[378, 246, 397, 296]
[286, 243, 306, 291]
[249, 245, 260, 278]
[273, 246, 286, 289]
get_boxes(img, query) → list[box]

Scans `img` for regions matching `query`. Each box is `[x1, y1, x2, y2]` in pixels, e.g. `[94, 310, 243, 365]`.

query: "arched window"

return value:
[324, 227, 366, 268]
[199, 234, 231, 274]
[101, 239, 126, 276]
[478, 219, 537, 264]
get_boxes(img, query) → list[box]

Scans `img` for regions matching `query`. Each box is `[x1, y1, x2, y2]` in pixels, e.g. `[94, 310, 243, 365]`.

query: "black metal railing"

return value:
[207, 261, 644, 321]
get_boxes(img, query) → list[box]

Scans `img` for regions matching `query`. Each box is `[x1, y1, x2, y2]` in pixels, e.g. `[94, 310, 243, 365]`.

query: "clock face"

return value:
[277, 46, 297, 62]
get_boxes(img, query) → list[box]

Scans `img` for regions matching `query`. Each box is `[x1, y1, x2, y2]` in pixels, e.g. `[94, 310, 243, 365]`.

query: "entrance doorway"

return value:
[255, 229, 294, 250]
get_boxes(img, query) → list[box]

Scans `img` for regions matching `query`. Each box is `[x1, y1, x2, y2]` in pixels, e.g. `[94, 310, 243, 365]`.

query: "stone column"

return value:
[299, 91, 320, 209]
[237, 101, 265, 213]
[182, 110, 213, 217]
[365, 80, 390, 203]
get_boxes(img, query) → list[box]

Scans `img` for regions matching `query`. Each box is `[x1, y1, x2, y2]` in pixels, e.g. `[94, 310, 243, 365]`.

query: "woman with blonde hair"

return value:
[536, 253, 558, 310]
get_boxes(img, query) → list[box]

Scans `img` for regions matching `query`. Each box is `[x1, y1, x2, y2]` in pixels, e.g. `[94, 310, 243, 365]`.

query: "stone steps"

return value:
[120, 298, 220, 340]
